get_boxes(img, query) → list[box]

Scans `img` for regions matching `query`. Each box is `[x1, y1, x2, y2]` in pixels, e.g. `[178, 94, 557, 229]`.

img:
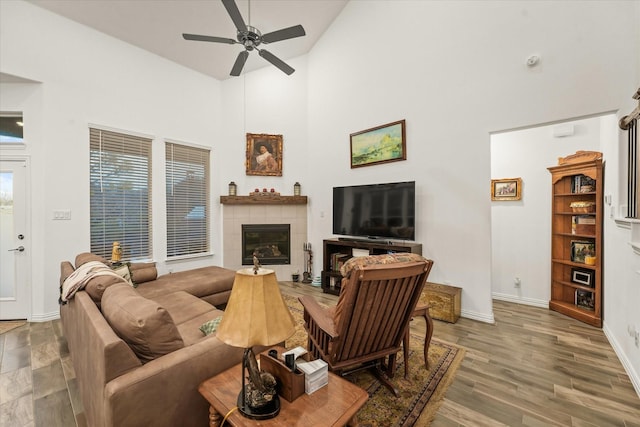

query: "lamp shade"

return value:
[216, 268, 296, 348]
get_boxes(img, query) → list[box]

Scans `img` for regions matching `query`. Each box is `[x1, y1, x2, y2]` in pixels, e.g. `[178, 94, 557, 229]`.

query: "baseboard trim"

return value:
[30, 311, 60, 322]
[603, 323, 640, 399]
[492, 292, 549, 308]
[460, 309, 495, 324]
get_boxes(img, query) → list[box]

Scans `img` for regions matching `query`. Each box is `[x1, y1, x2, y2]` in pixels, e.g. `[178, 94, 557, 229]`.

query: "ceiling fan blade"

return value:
[262, 25, 306, 44]
[183, 33, 237, 44]
[221, 0, 247, 33]
[230, 50, 249, 76]
[258, 49, 295, 75]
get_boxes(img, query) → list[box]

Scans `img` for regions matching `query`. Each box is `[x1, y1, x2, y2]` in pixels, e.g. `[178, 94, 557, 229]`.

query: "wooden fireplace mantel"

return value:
[220, 195, 308, 205]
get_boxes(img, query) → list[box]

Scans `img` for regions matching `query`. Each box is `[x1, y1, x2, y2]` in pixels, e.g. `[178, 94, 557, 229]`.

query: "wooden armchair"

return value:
[299, 254, 434, 397]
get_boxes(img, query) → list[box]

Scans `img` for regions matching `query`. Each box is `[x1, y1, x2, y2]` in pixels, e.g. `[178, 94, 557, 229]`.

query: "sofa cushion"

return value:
[148, 291, 216, 325]
[129, 262, 158, 285]
[84, 273, 127, 304]
[157, 266, 235, 297]
[102, 283, 184, 364]
[75, 252, 109, 268]
[177, 310, 225, 346]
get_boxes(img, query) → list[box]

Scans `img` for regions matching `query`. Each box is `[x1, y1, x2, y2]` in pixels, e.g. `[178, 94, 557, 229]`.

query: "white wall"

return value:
[302, 0, 638, 325]
[0, 1, 223, 320]
[491, 116, 605, 306]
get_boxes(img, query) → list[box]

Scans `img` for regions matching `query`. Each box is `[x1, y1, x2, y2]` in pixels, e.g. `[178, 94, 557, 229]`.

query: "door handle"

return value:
[8, 246, 25, 252]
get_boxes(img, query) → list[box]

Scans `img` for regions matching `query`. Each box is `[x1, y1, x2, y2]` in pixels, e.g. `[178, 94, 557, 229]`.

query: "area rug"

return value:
[0, 320, 27, 335]
[283, 294, 465, 427]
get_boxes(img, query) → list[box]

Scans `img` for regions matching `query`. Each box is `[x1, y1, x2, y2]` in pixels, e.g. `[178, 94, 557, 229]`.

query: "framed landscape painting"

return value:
[350, 120, 406, 168]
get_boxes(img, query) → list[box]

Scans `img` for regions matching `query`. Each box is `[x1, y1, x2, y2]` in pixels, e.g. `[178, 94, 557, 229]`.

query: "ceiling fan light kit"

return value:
[182, 0, 306, 77]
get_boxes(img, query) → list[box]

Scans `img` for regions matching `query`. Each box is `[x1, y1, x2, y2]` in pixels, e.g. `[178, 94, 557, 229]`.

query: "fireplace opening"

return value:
[242, 224, 290, 265]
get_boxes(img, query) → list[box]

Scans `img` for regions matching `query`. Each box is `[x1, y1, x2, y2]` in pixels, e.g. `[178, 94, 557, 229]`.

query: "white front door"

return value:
[0, 159, 30, 320]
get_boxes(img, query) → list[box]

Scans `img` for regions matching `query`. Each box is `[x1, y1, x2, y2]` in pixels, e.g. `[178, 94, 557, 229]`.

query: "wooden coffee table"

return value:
[199, 359, 368, 426]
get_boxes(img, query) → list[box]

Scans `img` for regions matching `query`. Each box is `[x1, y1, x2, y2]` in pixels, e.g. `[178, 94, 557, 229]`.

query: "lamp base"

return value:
[237, 392, 280, 420]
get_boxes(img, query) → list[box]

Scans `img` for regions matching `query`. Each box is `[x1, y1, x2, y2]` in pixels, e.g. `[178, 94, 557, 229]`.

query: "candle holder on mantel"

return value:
[294, 182, 301, 196]
[228, 182, 237, 196]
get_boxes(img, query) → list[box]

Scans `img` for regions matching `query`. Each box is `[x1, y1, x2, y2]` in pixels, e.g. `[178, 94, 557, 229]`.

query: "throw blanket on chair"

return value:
[60, 261, 126, 303]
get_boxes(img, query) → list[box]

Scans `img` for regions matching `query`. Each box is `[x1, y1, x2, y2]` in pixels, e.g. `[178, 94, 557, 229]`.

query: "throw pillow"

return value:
[199, 316, 223, 336]
[112, 264, 135, 287]
[128, 262, 158, 285]
[102, 283, 184, 364]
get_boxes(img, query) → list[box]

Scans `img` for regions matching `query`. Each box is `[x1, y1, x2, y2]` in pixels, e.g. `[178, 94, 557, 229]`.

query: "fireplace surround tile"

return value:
[222, 204, 307, 280]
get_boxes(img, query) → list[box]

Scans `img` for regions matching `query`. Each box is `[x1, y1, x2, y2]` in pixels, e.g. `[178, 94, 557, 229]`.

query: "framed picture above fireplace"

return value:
[246, 133, 283, 176]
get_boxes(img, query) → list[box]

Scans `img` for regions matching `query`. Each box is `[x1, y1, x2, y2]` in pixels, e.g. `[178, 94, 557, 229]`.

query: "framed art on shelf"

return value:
[491, 177, 522, 201]
[570, 240, 595, 264]
[246, 133, 283, 176]
[350, 119, 406, 168]
[571, 268, 595, 287]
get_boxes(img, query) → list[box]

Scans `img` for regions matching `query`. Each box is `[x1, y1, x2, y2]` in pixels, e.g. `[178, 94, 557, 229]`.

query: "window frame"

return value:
[165, 140, 211, 259]
[89, 126, 153, 261]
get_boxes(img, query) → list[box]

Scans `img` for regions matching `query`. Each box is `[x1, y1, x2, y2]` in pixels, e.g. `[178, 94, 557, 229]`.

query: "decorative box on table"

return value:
[419, 282, 462, 323]
[259, 347, 306, 402]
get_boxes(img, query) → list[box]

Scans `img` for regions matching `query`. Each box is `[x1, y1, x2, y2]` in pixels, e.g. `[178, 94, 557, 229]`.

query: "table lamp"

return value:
[215, 267, 296, 420]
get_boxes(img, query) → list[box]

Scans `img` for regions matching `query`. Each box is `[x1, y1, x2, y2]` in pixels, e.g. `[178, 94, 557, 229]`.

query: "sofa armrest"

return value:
[61, 292, 142, 427]
[103, 336, 245, 427]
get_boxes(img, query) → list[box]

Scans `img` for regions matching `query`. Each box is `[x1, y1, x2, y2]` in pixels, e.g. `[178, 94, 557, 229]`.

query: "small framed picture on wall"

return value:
[491, 177, 522, 201]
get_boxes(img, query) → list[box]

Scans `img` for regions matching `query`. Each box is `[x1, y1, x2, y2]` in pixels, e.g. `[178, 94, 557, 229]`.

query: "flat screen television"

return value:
[333, 181, 415, 241]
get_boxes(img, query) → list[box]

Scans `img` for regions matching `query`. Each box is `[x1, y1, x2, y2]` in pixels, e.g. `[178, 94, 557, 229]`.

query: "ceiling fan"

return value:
[182, 0, 306, 77]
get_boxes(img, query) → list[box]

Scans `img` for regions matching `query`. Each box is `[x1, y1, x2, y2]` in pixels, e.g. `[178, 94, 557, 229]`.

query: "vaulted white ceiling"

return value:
[27, 0, 348, 80]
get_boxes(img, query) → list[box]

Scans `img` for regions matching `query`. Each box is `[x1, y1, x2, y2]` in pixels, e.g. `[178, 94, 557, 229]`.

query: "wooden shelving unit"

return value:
[547, 156, 604, 327]
[321, 238, 422, 295]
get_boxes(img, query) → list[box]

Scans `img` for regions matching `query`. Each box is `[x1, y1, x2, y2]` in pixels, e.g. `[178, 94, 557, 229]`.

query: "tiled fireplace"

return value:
[221, 196, 308, 280]
[241, 224, 290, 265]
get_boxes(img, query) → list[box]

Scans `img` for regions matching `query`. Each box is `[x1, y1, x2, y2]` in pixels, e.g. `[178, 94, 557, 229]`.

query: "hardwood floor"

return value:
[1, 282, 639, 426]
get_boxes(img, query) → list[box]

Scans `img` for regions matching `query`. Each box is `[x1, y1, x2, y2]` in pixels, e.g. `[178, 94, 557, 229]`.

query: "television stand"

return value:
[321, 238, 422, 295]
[337, 236, 393, 244]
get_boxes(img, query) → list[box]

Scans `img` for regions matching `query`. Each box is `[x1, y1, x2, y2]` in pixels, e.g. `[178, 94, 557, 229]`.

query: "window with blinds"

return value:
[89, 128, 152, 260]
[166, 142, 210, 258]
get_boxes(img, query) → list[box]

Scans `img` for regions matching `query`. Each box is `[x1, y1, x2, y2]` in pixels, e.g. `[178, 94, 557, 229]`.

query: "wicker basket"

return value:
[570, 202, 595, 213]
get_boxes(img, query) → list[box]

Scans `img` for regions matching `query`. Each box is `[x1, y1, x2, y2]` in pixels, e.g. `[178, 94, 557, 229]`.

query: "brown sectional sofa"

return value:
[59, 254, 245, 427]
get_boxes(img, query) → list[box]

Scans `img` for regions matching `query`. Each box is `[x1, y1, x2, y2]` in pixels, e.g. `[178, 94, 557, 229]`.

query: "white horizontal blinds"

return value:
[89, 128, 153, 260]
[165, 142, 210, 257]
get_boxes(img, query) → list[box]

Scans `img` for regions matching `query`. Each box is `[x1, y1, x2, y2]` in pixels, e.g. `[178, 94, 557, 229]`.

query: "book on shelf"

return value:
[352, 248, 370, 257]
[571, 174, 596, 193]
[331, 253, 351, 271]
[575, 289, 595, 311]
[571, 215, 596, 235]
